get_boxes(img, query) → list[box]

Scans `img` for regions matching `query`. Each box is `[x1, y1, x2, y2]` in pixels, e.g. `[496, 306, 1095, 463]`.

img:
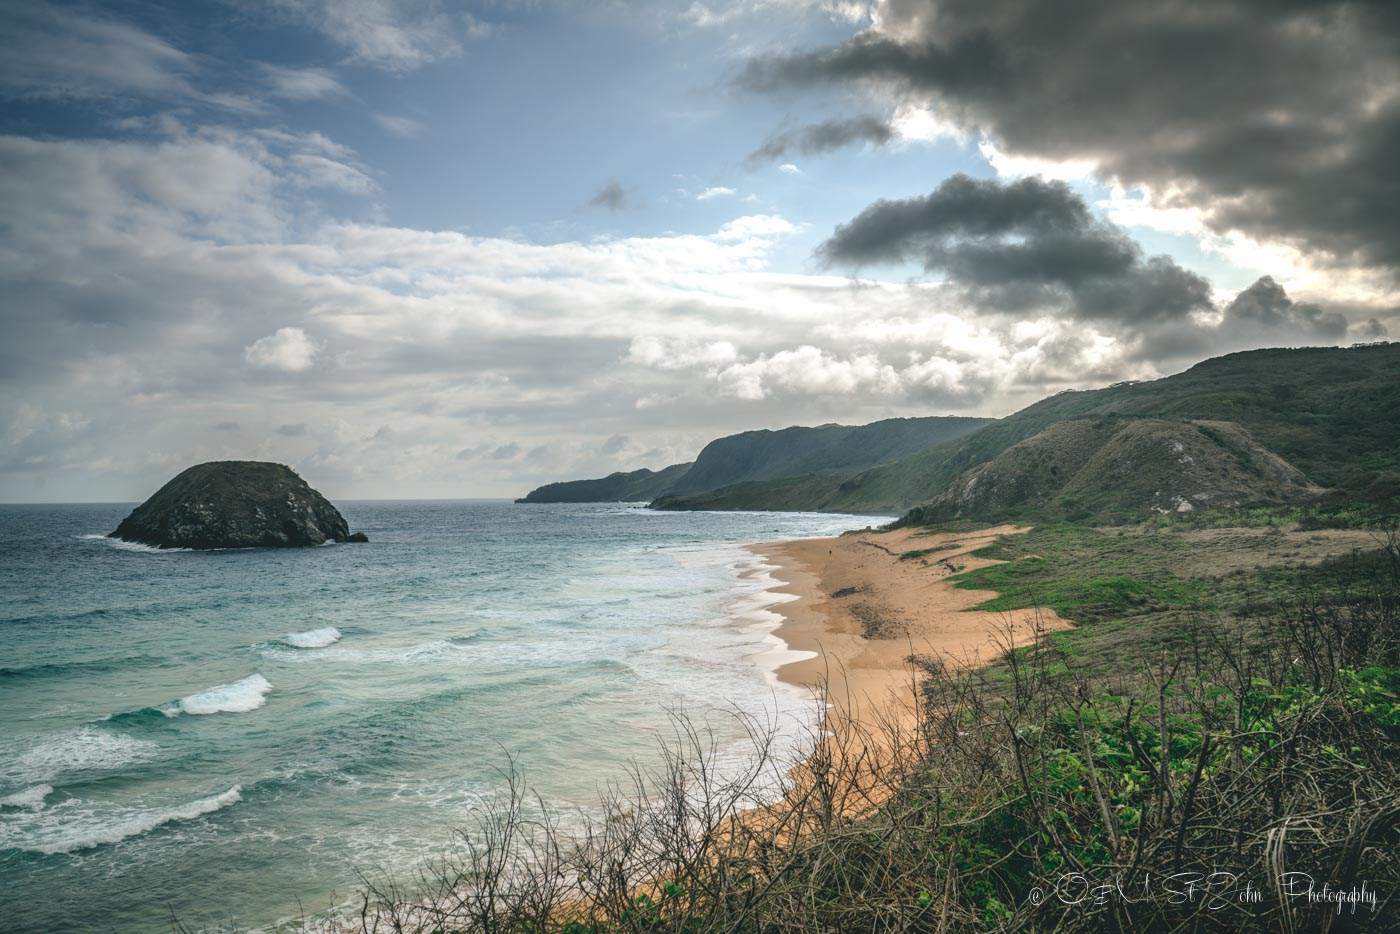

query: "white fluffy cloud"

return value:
[245, 328, 320, 372]
[696, 186, 736, 201]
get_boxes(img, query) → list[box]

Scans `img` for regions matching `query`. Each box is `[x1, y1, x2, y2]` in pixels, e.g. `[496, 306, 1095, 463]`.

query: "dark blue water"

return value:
[0, 501, 882, 932]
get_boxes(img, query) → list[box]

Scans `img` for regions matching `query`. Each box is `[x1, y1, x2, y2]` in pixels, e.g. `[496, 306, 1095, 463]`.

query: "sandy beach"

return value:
[750, 524, 1075, 733]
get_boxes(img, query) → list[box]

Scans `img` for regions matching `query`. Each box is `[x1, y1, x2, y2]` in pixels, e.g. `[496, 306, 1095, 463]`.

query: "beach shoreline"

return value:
[745, 523, 1076, 733]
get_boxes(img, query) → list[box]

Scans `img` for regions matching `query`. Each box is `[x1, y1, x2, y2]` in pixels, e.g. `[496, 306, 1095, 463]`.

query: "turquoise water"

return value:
[0, 500, 882, 932]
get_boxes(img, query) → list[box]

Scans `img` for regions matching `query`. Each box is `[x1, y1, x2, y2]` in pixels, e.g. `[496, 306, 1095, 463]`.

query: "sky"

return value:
[1, 0, 1397, 502]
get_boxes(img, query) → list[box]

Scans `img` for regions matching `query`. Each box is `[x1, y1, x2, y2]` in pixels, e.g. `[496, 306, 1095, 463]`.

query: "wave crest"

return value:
[0, 784, 53, 810]
[282, 626, 342, 649]
[0, 786, 241, 855]
[162, 674, 272, 716]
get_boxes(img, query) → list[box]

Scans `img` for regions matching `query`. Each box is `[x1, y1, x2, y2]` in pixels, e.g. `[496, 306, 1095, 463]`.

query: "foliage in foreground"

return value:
[185, 527, 1399, 933]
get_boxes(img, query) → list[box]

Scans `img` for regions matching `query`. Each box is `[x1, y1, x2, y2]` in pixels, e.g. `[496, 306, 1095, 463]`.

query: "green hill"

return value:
[900, 417, 1319, 525]
[655, 343, 1400, 517]
[516, 416, 992, 504]
[515, 463, 694, 504]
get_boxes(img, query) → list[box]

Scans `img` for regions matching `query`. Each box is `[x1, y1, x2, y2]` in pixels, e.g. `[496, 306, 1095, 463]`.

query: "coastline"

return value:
[747, 523, 1075, 732]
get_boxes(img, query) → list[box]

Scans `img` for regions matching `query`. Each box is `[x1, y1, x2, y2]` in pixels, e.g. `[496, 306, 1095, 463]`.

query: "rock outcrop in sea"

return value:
[110, 461, 361, 550]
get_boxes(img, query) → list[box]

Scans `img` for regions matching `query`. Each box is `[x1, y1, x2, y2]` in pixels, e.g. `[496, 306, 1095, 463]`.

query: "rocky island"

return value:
[109, 461, 365, 550]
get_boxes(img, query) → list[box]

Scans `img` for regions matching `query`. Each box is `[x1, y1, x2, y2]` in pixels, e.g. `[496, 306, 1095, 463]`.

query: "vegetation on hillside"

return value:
[518, 417, 993, 504]
[666, 417, 993, 496]
[898, 417, 1317, 527]
[660, 343, 1400, 517]
[517, 463, 695, 504]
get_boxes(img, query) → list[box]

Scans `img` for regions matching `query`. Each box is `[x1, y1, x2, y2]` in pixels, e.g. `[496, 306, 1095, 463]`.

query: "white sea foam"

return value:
[0, 784, 53, 810]
[78, 533, 190, 553]
[282, 626, 342, 648]
[0, 727, 158, 786]
[162, 674, 272, 716]
[260, 636, 490, 666]
[0, 786, 242, 855]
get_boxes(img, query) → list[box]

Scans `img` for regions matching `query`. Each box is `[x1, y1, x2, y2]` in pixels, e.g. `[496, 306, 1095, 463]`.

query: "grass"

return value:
[947, 524, 1210, 621]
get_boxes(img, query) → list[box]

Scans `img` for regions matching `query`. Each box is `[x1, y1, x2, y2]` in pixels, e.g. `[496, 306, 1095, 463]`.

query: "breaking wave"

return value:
[282, 627, 342, 648]
[161, 674, 272, 717]
[0, 786, 242, 855]
[0, 785, 53, 810]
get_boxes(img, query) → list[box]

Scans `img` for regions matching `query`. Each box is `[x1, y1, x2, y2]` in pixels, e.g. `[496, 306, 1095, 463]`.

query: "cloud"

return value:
[600, 434, 629, 455]
[1218, 276, 1347, 342]
[682, 1, 873, 30]
[259, 64, 346, 100]
[589, 181, 628, 211]
[0, 120, 1370, 501]
[779, 163, 802, 175]
[1354, 318, 1390, 342]
[697, 186, 736, 201]
[818, 173, 1213, 325]
[0, 3, 256, 110]
[742, 0, 1400, 283]
[745, 114, 893, 166]
[455, 442, 491, 461]
[264, 0, 488, 72]
[245, 328, 319, 372]
[211, 421, 241, 432]
[628, 337, 740, 371]
[0, 4, 192, 101]
[373, 113, 424, 138]
[276, 422, 309, 436]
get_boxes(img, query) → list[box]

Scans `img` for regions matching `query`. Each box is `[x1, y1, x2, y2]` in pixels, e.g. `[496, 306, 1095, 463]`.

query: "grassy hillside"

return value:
[900, 417, 1319, 525]
[518, 416, 992, 504]
[516, 463, 693, 504]
[660, 343, 1400, 516]
[666, 416, 992, 495]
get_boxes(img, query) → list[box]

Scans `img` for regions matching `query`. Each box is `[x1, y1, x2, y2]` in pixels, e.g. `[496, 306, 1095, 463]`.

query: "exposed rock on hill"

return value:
[900, 418, 1318, 525]
[110, 461, 353, 550]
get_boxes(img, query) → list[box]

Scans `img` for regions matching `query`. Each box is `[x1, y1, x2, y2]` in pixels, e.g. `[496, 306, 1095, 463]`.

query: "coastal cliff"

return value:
[517, 415, 993, 504]
[654, 343, 1400, 519]
[110, 461, 354, 550]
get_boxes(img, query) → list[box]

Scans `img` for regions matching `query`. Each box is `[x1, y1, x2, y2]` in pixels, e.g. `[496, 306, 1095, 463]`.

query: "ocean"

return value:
[0, 500, 884, 932]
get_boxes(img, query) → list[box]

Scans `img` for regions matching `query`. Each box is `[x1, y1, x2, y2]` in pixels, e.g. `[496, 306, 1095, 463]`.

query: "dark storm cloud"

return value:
[1221, 276, 1347, 338]
[1141, 273, 1358, 365]
[817, 173, 1213, 323]
[744, 115, 894, 167]
[1355, 319, 1390, 341]
[588, 180, 628, 210]
[743, 0, 1400, 277]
